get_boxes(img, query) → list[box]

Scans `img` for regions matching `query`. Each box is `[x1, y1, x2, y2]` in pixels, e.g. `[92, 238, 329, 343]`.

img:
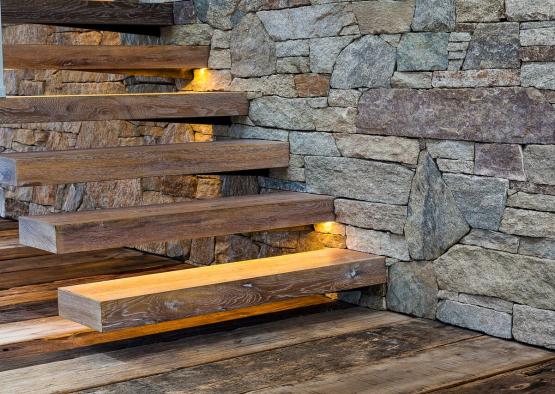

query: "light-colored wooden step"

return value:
[2, 0, 194, 28]
[59, 249, 386, 331]
[4, 45, 209, 78]
[0, 93, 249, 123]
[0, 140, 290, 186]
[19, 192, 335, 254]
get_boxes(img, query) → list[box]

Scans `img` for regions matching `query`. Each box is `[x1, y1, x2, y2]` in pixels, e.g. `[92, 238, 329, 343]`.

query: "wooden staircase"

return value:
[0, 1, 386, 336]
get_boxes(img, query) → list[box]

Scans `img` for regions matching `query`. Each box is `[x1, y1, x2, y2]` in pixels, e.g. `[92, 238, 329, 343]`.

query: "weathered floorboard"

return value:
[0, 140, 290, 186]
[0, 93, 249, 123]
[19, 192, 335, 254]
[4, 45, 209, 77]
[0, 309, 411, 394]
[59, 249, 385, 331]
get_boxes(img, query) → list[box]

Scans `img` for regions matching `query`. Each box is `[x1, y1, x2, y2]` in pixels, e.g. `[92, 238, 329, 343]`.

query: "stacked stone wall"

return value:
[1, 0, 554, 349]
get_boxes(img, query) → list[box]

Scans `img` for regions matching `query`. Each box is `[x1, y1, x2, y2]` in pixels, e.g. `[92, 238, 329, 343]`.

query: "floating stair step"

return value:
[4, 45, 209, 78]
[0, 93, 249, 123]
[2, 0, 194, 30]
[19, 192, 335, 254]
[0, 235, 48, 261]
[0, 140, 290, 186]
[59, 249, 386, 331]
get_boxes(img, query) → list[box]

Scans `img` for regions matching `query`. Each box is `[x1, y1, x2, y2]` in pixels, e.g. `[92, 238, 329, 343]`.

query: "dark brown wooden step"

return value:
[0, 140, 290, 186]
[0, 93, 249, 123]
[2, 0, 194, 31]
[4, 45, 209, 78]
[0, 237, 47, 262]
[19, 192, 335, 254]
[59, 249, 386, 332]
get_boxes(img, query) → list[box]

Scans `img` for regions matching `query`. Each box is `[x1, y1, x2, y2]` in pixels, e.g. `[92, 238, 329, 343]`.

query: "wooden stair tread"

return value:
[0, 93, 249, 123]
[0, 237, 47, 261]
[2, 0, 194, 27]
[19, 192, 335, 254]
[4, 45, 209, 78]
[0, 140, 290, 186]
[59, 249, 386, 331]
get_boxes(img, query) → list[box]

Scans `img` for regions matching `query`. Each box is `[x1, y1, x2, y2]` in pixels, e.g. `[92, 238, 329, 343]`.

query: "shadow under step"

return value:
[59, 248, 386, 332]
[19, 192, 336, 254]
[4, 45, 209, 78]
[0, 92, 248, 123]
[0, 140, 289, 186]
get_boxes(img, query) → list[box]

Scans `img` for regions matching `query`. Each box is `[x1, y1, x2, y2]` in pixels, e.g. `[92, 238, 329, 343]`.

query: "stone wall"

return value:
[1, 0, 554, 349]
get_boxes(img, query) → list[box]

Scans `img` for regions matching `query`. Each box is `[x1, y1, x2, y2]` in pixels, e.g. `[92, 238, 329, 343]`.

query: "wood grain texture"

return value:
[0, 140, 290, 186]
[256, 337, 555, 394]
[19, 192, 335, 254]
[0, 296, 334, 371]
[0, 237, 49, 261]
[0, 93, 249, 123]
[4, 45, 209, 77]
[0, 309, 410, 394]
[1, 0, 194, 26]
[59, 249, 385, 331]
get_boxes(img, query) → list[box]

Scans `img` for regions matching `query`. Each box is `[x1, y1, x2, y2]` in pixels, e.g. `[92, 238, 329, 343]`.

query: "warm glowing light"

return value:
[315, 221, 342, 234]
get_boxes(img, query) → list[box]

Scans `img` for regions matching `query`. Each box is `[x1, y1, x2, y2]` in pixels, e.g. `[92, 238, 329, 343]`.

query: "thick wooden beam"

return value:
[0, 93, 249, 123]
[19, 192, 335, 254]
[4, 45, 209, 77]
[0, 140, 290, 186]
[1, 0, 194, 27]
[0, 237, 47, 261]
[59, 249, 386, 331]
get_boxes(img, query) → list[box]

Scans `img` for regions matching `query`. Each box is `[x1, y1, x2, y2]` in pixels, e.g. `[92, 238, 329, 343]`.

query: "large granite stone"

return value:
[437, 300, 512, 338]
[230, 14, 276, 77]
[305, 156, 414, 205]
[520, 27, 555, 46]
[455, 0, 504, 22]
[387, 261, 438, 318]
[443, 174, 508, 230]
[500, 208, 555, 239]
[335, 134, 420, 165]
[519, 237, 555, 260]
[331, 36, 396, 89]
[463, 23, 520, 69]
[524, 145, 555, 186]
[412, 0, 456, 32]
[507, 192, 555, 213]
[506, 0, 555, 21]
[194, 0, 240, 30]
[309, 36, 354, 74]
[405, 153, 469, 260]
[353, 0, 415, 34]
[346, 226, 410, 261]
[249, 96, 323, 130]
[335, 199, 407, 235]
[289, 132, 340, 156]
[513, 305, 555, 349]
[434, 245, 555, 310]
[397, 33, 449, 71]
[461, 229, 519, 253]
[475, 143, 526, 181]
[431, 69, 521, 88]
[257, 4, 356, 40]
[356, 88, 555, 144]
[522, 63, 555, 90]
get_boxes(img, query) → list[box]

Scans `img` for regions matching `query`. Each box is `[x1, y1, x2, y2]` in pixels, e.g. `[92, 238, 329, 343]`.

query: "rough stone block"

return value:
[506, 0, 555, 21]
[346, 226, 410, 261]
[427, 140, 474, 160]
[500, 208, 555, 239]
[520, 27, 555, 46]
[437, 300, 512, 338]
[513, 305, 555, 349]
[519, 237, 555, 260]
[356, 88, 555, 144]
[397, 33, 449, 71]
[412, 0, 456, 32]
[294, 74, 330, 97]
[458, 293, 514, 313]
[290, 132, 340, 156]
[507, 192, 555, 213]
[249, 96, 323, 130]
[437, 159, 474, 174]
[335, 199, 407, 235]
[463, 23, 520, 70]
[455, 0, 504, 22]
[519, 46, 555, 62]
[257, 4, 356, 40]
[432, 69, 520, 88]
[524, 145, 555, 186]
[391, 72, 433, 88]
[443, 174, 508, 230]
[461, 229, 519, 253]
[353, 0, 415, 34]
[434, 245, 555, 310]
[331, 36, 396, 88]
[229, 74, 297, 98]
[328, 89, 362, 107]
[305, 156, 414, 205]
[522, 63, 555, 90]
[276, 40, 310, 57]
[475, 143, 526, 181]
[276, 57, 310, 74]
[387, 261, 438, 319]
[309, 36, 354, 74]
[405, 153, 469, 260]
[335, 134, 420, 165]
